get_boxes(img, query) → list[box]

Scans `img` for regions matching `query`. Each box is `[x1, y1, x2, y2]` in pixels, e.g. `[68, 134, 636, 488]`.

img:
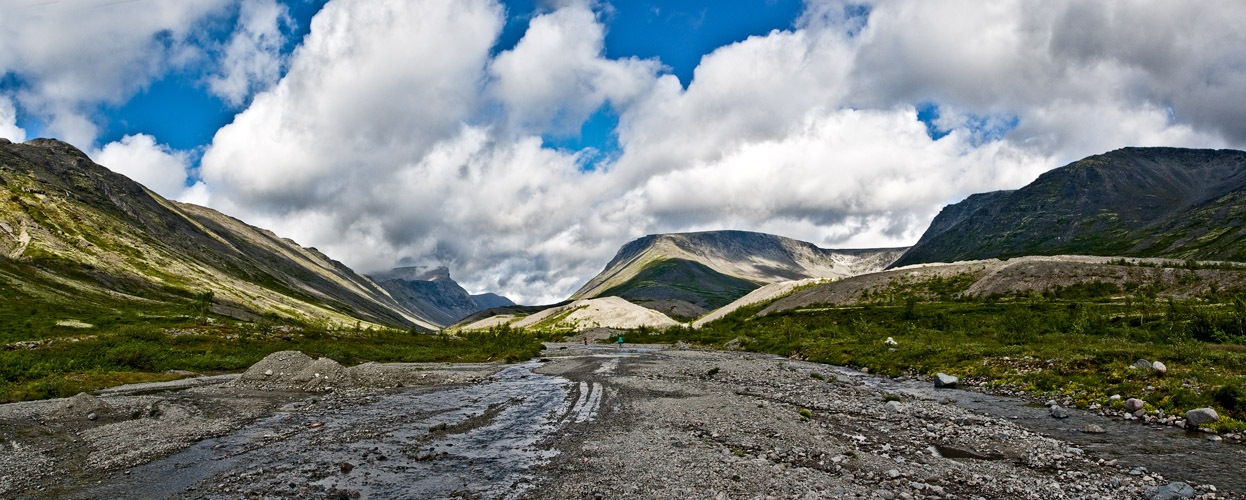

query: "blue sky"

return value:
[1, 0, 1243, 303]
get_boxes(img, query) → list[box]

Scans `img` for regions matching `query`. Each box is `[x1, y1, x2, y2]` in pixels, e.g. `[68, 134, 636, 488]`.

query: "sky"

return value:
[2, 0, 1246, 304]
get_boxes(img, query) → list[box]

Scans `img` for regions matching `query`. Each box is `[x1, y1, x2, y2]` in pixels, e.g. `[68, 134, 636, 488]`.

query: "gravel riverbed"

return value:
[0, 345, 1237, 499]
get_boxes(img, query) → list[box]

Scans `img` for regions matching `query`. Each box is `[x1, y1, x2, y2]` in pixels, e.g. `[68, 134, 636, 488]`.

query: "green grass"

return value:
[0, 319, 543, 403]
[639, 289, 1246, 429]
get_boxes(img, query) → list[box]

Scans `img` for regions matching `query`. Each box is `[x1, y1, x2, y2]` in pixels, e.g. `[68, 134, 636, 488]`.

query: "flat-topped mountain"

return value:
[571, 230, 906, 314]
[370, 266, 514, 327]
[0, 138, 437, 330]
[893, 147, 1246, 268]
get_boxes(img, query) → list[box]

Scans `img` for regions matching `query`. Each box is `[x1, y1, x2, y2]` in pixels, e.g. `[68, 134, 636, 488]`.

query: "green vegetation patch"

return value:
[1, 317, 543, 403]
[600, 258, 759, 310]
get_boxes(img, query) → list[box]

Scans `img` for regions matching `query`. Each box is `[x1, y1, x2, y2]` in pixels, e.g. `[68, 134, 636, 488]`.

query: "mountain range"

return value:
[892, 147, 1246, 268]
[7, 138, 1246, 336]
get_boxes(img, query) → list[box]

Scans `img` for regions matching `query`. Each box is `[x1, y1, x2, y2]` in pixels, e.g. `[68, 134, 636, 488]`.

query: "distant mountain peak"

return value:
[573, 229, 907, 312]
[368, 265, 514, 328]
[370, 265, 452, 283]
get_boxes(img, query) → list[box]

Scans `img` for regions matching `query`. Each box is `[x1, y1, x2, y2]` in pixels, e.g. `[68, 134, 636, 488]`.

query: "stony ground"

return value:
[0, 345, 1237, 499]
[532, 347, 1227, 499]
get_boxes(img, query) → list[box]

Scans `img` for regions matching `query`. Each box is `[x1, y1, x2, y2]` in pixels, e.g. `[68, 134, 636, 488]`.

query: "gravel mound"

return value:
[233, 351, 501, 392]
[50, 392, 110, 420]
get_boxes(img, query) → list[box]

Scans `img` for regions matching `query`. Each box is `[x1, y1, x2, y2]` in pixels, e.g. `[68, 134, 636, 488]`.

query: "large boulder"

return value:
[1151, 360, 1168, 375]
[1185, 408, 1220, 427]
[1133, 359, 1153, 371]
[934, 373, 959, 388]
[1124, 398, 1146, 412]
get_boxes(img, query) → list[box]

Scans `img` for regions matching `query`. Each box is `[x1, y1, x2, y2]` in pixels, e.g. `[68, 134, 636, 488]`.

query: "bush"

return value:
[1212, 382, 1246, 419]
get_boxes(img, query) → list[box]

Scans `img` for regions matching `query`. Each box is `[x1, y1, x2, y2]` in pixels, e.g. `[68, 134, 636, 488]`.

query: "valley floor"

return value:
[0, 346, 1240, 499]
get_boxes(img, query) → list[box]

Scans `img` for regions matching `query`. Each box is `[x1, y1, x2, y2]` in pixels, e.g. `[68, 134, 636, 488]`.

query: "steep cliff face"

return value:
[0, 138, 437, 330]
[571, 230, 907, 310]
[371, 266, 514, 327]
[892, 147, 1246, 268]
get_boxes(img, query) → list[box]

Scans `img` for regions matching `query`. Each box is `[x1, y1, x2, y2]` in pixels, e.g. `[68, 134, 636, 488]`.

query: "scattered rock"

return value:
[87, 412, 98, 421]
[1149, 481, 1195, 500]
[933, 373, 958, 388]
[1082, 423, 1106, 434]
[1109, 394, 1122, 402]
[1049, 406, 1069, 419]
[1124, 398, 1146, 412]
[1184, 408, 1219, 427]
[1151, 361, 1167, 375]
[1133, 359, 1153, 371]
[883, 337, 897, 346]
[884, 401, 903, 413]
[339, 462, 354, 474]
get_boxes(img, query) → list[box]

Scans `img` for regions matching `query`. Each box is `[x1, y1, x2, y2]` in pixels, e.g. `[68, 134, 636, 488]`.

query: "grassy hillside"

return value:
[0, 138, 436, 329]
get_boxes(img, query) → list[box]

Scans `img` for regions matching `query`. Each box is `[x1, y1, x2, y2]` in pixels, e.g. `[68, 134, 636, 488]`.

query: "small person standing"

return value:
[617, 335, 623, 349]
[583, 336, 588, 346]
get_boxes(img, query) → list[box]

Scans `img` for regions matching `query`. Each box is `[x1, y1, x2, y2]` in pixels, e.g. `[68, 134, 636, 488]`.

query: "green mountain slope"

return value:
[572, 230, 907, 311]
[0, 138, 438, 333]
[892, 147, 1246, 267]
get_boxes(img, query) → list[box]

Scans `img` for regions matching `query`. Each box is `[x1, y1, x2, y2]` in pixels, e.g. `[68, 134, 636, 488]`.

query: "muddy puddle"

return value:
[827, 365, 1246, 493]
[67, 360, 604, 499]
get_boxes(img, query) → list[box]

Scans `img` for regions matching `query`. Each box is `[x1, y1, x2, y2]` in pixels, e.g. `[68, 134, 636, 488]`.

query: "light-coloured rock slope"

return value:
[761, 255, 1246, 315]
[691, 278, 820, 327]
[458, 297, 680, 332]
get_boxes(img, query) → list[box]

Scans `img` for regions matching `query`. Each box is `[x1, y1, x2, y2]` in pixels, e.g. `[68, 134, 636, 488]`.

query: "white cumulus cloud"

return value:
[93, 134, 192, 199]
[0, 96, 26, 142]
[207, 0, 294, 106]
